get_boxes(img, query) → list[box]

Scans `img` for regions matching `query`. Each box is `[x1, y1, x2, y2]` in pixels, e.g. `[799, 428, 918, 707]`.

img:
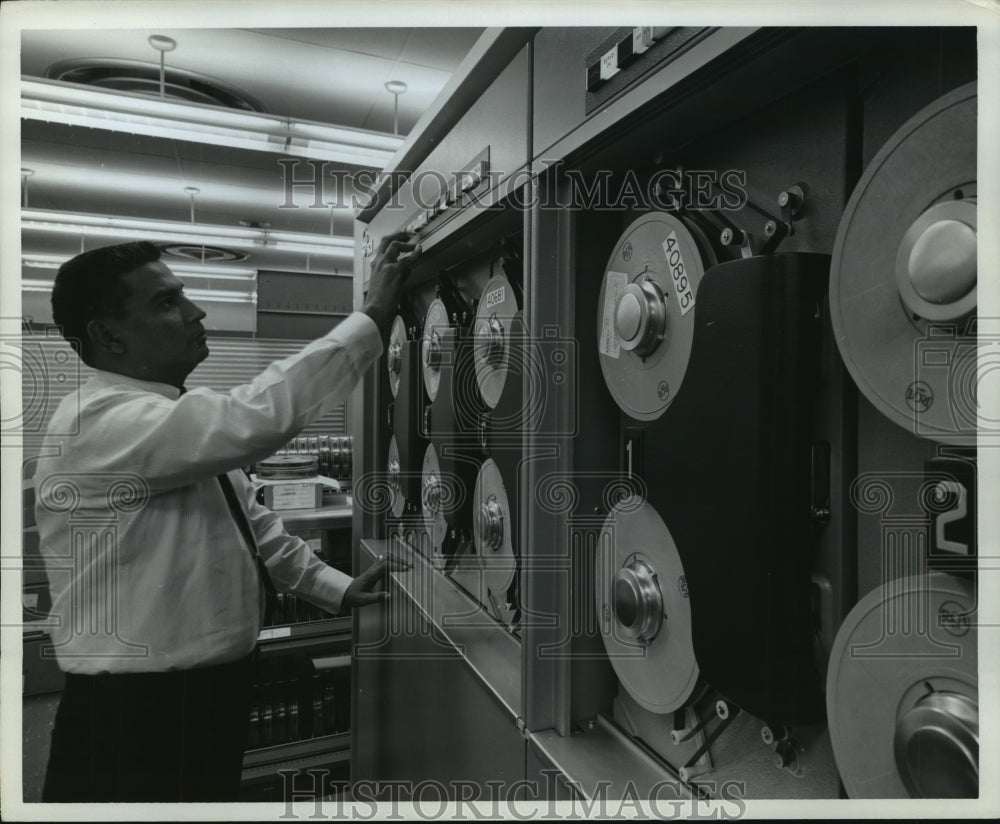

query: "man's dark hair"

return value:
[51, 242, 162, 364]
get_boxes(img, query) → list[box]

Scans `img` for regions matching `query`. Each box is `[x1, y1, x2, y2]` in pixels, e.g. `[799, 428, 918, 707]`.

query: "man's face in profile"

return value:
[106, 261, 209, 386]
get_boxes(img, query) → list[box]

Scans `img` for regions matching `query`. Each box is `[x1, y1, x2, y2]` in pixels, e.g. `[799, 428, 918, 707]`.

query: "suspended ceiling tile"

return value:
[398, 28, 484, 71]
[243, 28, 415, 61]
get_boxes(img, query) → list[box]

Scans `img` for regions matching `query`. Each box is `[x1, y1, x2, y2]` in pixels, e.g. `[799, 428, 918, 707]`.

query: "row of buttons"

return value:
[587, 27, 677, 91]
[405, 159, 489, 234]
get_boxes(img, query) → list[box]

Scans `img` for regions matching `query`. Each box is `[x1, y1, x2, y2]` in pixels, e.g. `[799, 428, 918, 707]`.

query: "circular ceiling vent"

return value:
[46, 58, 264, 111]
[158, 243, 249, 263]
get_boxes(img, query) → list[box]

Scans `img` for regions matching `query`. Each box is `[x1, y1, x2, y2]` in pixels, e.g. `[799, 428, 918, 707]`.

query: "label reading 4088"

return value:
[662, 231, 695, 316]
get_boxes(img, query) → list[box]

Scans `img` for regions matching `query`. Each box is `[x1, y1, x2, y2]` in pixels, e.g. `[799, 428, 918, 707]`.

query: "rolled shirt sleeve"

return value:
[238, 471, 353, 615]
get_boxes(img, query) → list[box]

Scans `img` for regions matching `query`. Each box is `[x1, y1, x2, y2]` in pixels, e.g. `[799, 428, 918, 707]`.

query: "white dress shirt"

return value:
[34, 312, 382, 674]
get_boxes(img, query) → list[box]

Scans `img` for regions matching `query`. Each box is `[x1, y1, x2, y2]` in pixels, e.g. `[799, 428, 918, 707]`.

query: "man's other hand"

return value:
[340, 552, 411, 609]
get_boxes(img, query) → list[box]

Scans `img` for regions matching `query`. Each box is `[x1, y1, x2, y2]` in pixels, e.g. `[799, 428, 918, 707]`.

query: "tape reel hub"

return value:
[894, 691, 978, 798]
[422, 473, 442, 511]
[388, 342, 403, 376]
[895, 199, 977, 321]
[421, 299, 449, 402]
[477, 498, 504, 552]
[387, 315, 406, 398]
[386, 435, 404, 517]
[480, 316, 506, 366]
[615, 280, 667, 356]
[423, 331, 442, 370]
[613, 559, 663, 644]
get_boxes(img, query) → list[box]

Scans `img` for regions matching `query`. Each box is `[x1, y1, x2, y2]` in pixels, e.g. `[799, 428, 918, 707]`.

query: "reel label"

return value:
[485, 285, 506, 309]
[600, 271, 629, 359]
[662, 231, 695, 316]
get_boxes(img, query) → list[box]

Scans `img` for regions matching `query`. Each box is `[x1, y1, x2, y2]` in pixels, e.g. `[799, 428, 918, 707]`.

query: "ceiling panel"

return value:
[399, 28, 485, 71]
[243, 28, 416, 61]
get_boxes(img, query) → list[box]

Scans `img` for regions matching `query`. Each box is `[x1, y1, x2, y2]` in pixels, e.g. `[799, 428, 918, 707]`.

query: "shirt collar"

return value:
[91, 369, 183, 400]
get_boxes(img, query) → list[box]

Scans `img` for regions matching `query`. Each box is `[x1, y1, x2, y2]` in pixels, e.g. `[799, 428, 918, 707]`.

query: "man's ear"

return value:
[86, 319, 126, 355]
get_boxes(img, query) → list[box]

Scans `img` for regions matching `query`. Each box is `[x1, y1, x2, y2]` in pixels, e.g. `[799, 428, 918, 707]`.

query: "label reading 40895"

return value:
[662, 231, 695, 316]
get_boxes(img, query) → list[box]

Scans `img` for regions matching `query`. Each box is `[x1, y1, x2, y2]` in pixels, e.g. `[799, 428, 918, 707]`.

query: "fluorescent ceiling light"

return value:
[22, 278, 256, 304]
[22, 209, 353, 258]
[22, 77, 404, 168]
[22, 254, 257, 280]
[184, 288, 258, 304]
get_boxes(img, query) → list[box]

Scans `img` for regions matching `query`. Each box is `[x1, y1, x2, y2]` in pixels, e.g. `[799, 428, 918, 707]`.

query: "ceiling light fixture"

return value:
[147, 34, 177, 98]
[21, 278, 256, 304]
[21, 77, 405, 167]
[182, 288, 257, 304]
[21, 168, 34, 208]
[384, 80, 408, 135]
[21, 254, 257, 281]
[21, 209, 354, 257]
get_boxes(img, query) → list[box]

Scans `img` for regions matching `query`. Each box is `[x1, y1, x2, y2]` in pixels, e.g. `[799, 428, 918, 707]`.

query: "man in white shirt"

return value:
[34, 232, 417, 802]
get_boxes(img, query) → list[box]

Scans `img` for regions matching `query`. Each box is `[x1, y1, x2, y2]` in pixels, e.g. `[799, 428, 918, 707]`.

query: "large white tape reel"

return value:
[386, 315, 406, 398]
[827, 572, 978, 798]
[596, 213, 709, 422]
[472, 458, 516, 596]
[830, 83, 977, 442]
[420, 442, 448, 563]
[473, 274, 519, 410]
[596, 496, 699, 714]
[421, 298, 450, 403]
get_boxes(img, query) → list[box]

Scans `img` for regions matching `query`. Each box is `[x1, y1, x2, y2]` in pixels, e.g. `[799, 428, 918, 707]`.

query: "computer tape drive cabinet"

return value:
[350, 26, 980, 803]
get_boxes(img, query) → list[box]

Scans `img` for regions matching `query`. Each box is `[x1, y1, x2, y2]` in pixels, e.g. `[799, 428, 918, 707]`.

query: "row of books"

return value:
[247, 669, 350, 750]
[263, 592, 336, 628]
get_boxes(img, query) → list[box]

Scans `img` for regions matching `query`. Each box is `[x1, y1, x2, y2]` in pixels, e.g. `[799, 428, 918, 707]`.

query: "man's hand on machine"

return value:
[362, 231, 422, 340]
[340, 551, 412, 609]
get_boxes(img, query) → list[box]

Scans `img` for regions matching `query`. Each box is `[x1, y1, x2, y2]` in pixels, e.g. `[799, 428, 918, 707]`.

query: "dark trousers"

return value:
[42, 655, 253, 802]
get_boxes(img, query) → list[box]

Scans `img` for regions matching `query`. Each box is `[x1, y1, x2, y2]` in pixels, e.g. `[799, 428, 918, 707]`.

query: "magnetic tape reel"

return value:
[831, 82, 977, 442]
[597, 213, 712, 422]
[386, 435, 405, 518]
[474, 273, 520, 410]
[420, 442, 449, 567]
[386, 315, 407, 399]
[256, 454, 318, 480]
[472, 459, 516, 598]
[595, 496, 699, 714]
[421, 298, 450, 403]
[826, 572, 978, 798]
